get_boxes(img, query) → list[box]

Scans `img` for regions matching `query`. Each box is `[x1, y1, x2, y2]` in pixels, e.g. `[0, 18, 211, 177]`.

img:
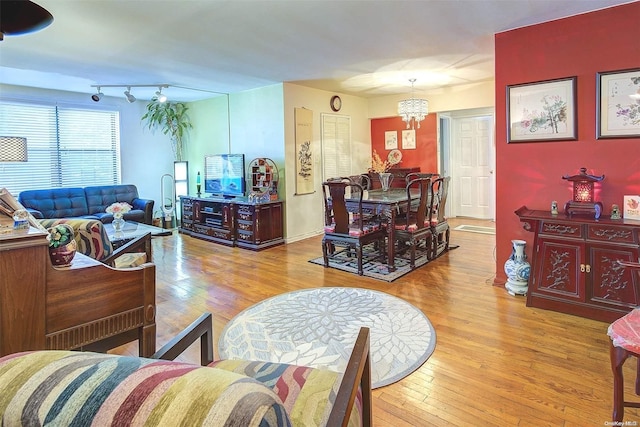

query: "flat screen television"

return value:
[204, 154, 246, 198]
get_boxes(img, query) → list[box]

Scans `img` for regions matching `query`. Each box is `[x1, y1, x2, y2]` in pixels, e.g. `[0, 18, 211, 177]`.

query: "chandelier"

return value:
[397, 79, 429, 129]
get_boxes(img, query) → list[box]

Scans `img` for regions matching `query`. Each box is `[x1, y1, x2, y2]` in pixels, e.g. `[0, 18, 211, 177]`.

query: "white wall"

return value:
[283, 83, 371, 242]
[368, 80, 495, 118]
[0, 84, 174, 211]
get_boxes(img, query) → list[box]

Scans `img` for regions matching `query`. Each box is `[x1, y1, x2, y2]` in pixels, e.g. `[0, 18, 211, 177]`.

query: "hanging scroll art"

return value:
[295, 107, 314, 195]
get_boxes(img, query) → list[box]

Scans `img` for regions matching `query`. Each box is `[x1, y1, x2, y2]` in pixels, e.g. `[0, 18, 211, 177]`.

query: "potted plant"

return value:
[141, 100, 193, 161]
[46, 223, 77, 266]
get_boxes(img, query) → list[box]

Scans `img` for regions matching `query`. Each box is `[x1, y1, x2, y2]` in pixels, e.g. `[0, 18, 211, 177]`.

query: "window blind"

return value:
[0, 101, 121, 196]
[321, 114, 352, 181]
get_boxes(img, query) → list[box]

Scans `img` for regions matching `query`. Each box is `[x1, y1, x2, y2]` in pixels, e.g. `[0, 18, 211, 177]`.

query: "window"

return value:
[0, 100, 120, 196]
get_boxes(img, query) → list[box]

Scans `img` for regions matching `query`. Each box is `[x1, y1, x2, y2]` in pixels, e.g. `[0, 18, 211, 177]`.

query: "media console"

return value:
[179, 195, 284, 250]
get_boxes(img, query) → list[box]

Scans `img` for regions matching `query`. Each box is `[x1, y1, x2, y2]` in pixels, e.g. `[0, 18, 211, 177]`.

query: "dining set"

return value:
[321, 173, 451, 275]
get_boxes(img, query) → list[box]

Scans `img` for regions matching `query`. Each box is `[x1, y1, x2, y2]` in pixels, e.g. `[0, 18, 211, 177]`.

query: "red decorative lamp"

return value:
[562, 167, 604, 219]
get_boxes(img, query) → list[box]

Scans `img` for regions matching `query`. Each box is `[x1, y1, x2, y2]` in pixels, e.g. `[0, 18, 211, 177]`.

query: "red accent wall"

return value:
[494, 2, 640, 284]
[370, 114, 438, 173]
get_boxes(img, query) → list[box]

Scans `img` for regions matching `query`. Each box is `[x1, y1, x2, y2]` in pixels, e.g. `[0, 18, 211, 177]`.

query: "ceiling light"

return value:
[155, 87, 167, 103]
[397, 79, 429, 129]
[0, 0, 53, 41]
[91, 87, 103, 102]
[124, 87, 136, 103]
[0, 136, 28, 162]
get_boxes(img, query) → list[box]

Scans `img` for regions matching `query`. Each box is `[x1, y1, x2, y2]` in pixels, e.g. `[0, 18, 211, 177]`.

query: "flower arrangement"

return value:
[47, 224, 74, 248]
[106, 202, 132, 218]
[370, 149, 391, 174]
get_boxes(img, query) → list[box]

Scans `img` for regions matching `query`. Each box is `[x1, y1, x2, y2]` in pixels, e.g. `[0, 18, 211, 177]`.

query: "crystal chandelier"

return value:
[397, 79, 429, 129]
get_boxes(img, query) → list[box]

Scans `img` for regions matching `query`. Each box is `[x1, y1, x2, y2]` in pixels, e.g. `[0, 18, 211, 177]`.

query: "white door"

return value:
[450, 114, 494, 219]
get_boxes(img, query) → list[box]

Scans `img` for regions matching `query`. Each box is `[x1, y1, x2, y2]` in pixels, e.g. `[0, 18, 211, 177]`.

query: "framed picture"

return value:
[402, 129, 416, 149]
[597, 68, 640, 139]
[384, 130, 398, 149]
[507, 77, 577, 143]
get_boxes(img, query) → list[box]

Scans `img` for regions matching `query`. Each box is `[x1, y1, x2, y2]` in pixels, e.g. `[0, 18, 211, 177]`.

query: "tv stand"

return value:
[179, 195, 284, 250]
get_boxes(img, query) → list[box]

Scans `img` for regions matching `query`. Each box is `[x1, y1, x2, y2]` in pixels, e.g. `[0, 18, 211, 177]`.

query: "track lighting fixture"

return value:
[89, 84, 170, 103]
[155, 87, 167, 103]
[91, 87, 103, 102]
[124, 87, 136, 103]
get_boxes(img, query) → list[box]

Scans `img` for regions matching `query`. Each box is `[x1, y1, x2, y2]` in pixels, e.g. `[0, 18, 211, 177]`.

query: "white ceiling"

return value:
[0, 0, 634, 102]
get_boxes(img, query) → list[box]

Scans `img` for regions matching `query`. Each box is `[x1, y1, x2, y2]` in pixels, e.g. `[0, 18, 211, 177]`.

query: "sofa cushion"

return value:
[0, 351, 292, 427]
[211, 360, 362, 427]
[84, 184, 139, 214]
[18, 187, 91, 219]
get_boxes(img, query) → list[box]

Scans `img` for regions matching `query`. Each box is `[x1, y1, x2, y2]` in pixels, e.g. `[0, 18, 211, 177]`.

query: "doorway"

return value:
[439, 108, 495, 220]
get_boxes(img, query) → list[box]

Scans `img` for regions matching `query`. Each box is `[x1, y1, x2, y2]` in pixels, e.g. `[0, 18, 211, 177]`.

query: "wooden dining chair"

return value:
[321, 178, 387, 275]
[405, 172, 436, 184]
[394, 177, 432, 269]
[428, 176, 451, 260]
[608, 260, 640, 422]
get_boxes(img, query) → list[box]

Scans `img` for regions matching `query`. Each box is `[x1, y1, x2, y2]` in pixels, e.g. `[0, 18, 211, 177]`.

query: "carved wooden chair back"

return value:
[405, 172, 436, 185]
[393, 177, 433, 268]
[428, 176, 451, 259]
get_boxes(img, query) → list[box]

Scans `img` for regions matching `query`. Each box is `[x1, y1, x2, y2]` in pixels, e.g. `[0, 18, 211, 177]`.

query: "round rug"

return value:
[218, 287, 436, 388]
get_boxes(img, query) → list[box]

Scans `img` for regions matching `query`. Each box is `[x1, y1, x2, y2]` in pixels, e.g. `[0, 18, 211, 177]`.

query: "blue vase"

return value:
[504, 239, 530, 296]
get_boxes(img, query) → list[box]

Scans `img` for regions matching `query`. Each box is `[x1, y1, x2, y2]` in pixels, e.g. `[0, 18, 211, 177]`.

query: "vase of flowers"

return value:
[370, 149, 393, 191]
[106, 202, 132, 231]
[47, 223, 77, 266]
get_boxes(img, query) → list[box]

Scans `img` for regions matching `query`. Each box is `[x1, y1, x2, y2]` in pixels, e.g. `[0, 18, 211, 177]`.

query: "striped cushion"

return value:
[0, 351, 291, 427]
[40, 218, 114, 260]
[211, 360, 362, 427]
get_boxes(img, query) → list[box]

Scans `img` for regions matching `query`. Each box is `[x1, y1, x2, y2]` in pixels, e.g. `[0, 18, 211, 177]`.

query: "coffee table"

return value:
[103, 221, 172, 248]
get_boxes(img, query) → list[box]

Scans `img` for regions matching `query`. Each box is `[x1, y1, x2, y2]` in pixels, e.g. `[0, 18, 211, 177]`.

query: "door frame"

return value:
[438, 107, 496, 220]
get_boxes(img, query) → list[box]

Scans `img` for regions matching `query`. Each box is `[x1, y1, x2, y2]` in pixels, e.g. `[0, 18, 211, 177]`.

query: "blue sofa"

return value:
[18, 184, 154, 225]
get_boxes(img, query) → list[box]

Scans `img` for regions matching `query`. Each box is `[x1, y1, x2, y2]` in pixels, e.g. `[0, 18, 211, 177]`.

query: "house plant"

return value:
[47, 223, 77, 266]
[141, 100, 193, 161]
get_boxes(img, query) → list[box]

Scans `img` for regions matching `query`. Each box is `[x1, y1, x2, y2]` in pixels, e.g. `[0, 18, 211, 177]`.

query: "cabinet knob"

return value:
[586, 264, 591, 273]
[580, 264, 586, 273]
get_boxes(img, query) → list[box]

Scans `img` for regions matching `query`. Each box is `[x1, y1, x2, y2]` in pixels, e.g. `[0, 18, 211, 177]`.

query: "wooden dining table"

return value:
[345, 188, 423, 272]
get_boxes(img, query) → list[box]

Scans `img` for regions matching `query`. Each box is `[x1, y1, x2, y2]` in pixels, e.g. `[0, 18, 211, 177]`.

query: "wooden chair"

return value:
[394, 177, 433, 268]
[428, 176, 451, 260]
[322, 178, 386, 275]
[608, 260, 640, 422]
[405, 172, 436, 184]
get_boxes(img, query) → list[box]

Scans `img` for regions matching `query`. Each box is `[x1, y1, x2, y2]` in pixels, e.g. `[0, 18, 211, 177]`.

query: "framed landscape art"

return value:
[507, 77, 577, 143]
[597, 68, 640, 139]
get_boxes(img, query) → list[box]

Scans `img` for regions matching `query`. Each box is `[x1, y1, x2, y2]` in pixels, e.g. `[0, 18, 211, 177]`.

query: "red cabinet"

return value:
[516, 206, 640, 322]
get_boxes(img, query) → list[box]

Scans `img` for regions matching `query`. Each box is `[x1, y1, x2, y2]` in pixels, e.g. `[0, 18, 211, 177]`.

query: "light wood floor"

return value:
[112, 217, 640, 426]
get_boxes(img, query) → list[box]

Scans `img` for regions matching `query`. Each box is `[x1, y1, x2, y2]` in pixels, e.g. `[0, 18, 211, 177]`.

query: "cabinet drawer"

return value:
[237, 221, 253, 232]
[237, 211, 254, 222]
[539, 221, 583, 239]
[237, 230, 254, 242]
[587, 224, 637, 244]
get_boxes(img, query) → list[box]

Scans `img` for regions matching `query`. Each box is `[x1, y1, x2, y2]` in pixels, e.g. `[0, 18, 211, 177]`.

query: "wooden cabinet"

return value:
[368, 167, 421, 189]
[179, 196, 284, 250]
[516, 206, 640, 322]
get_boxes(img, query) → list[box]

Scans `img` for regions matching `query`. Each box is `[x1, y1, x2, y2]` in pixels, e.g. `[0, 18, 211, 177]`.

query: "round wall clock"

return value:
[330, 95, 342, 112]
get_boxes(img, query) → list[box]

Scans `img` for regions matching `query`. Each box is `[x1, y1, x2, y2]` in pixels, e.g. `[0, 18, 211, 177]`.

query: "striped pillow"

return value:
[211, 359, 362, 427]
[0, 351, 291, 427]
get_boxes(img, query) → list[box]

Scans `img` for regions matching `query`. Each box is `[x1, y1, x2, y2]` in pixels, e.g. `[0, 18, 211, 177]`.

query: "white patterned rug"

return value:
[218, 287, 436, 388]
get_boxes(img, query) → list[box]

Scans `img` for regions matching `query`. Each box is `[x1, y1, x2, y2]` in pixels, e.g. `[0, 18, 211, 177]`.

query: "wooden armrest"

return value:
[152, 313, 214, 366]
[102, 232, 152, 267]
[327, 327, 372, 427]
[618, 260, 640, 270]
